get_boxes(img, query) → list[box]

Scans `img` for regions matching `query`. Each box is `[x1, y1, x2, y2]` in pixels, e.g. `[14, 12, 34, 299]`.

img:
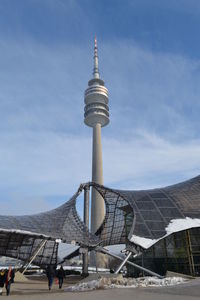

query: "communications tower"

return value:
[84, 38, 109, 267]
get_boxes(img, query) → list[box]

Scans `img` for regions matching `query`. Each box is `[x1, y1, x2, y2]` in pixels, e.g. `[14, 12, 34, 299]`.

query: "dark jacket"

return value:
[46, 265, 55, 279]
[0, 270, 6, 288]
[56, 267, 65, 279]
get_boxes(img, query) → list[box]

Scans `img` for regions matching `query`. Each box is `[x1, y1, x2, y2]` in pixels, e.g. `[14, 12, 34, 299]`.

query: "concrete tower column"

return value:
[91, 123, 104, 234]
[84, 38, 109, 268]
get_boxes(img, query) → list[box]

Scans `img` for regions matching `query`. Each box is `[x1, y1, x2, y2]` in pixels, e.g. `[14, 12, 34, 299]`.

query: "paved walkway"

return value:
[1, 277, 200, 299]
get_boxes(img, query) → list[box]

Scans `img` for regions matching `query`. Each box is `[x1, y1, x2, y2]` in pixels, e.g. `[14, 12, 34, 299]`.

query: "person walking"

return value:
[5, 267, 13, 296]
[0, 269, 6, 295]
[46, 265, 55, 290]
[56, 265, 65, 289]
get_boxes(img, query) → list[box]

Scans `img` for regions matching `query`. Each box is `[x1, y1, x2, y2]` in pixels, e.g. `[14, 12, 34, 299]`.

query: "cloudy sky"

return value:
[0, 0, 200, 215]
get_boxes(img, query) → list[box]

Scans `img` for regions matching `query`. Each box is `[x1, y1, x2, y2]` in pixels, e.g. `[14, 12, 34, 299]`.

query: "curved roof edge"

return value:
[0, 228, 52, 240]
[91, 175, 200, 248]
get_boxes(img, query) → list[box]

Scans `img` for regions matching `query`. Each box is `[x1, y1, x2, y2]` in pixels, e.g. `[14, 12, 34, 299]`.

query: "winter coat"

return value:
[5, 268, 12, 286]
[0, 271, 6, 288]
[46, 265, 55, 279]
[56, 267, 65, 279]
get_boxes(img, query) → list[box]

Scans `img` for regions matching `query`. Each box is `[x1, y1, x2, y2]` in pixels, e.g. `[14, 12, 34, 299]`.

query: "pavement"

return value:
[1, 276, 200, 299]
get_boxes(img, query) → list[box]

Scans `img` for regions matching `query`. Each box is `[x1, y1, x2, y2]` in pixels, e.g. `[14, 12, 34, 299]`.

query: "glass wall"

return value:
[127, 228, 200, 277]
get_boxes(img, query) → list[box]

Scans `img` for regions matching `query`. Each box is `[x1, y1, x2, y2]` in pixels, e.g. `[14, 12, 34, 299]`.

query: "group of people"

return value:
[0, 267, 15, 296]
[0, 265, 64, 295]
[46, 265, 65, 290]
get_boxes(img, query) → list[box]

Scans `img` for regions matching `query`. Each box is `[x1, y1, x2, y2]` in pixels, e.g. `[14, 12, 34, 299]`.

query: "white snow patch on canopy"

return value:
[165, 218, 200, 234]
[0, 228, 50, 238]
[130, 235, 158, 249]
[130, 217, 200, 249]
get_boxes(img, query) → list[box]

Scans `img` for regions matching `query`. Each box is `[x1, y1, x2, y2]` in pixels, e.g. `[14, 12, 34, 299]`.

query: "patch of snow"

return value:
[165, 218, 200, 234]
[130, 217, 200, 249]
[65, 276, 187, 292]
[130, 236, 158, 249]
[0, 228, 50, 238]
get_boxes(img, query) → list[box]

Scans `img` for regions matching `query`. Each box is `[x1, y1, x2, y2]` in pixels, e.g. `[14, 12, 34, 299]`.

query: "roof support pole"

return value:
[97, 246, 163, 278]
[186, 230, 195, 276]
[22, 239, 47, 274]
[115, 251, 132, 274]
[82, 185, 90, 276]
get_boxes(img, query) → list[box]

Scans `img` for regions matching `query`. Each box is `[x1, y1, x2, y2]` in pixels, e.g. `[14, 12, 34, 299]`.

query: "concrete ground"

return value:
[1, 276, 200, 299]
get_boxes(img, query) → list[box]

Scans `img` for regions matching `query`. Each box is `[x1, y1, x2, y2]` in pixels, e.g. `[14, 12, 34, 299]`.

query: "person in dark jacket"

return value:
[5, 267, 13, 296]
[46, 265, 55, 290]
[56, 266, 65, 289]
[11, 269, 15, 283]
[0, 269, 6, 294]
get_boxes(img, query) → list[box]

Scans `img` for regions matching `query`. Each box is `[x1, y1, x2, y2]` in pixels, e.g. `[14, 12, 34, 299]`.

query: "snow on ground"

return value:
[130, 217, 200, 249]
[65, 276, 187, 292]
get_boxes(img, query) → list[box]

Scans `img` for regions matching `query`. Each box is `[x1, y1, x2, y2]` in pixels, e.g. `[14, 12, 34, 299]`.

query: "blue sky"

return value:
[0, 0, 200, 215]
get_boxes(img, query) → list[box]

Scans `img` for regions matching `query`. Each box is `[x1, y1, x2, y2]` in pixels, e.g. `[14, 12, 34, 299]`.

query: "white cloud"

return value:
[0, 131, 91, 194]
[0, 196, 55, 215]
[0, 127, 199, 213]
[101, 40, 200, 141]
[103, 130, 200, 189]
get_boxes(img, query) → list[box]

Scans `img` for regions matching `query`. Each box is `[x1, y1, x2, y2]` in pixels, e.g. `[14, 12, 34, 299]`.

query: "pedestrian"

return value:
[46, 265, 55, 290]
[5, 267, 13, 296]
[56, 265, 65, 289]
[11, 268, 15, 283]
[0, 269, 6, 295]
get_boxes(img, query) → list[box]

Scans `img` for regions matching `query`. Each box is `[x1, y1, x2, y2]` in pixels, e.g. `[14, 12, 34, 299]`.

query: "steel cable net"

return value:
[91, 183, 134, 246]
[0, 231, 58, 267]
[0, 175, 200, 266]
[117, 175, 200, 241]
[91, 175, 200, 249]
[0, 184, 99, 266]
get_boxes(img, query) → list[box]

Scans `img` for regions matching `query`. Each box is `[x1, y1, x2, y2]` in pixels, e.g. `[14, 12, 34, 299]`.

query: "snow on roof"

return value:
[165, 217, 200, 234]
[130, 217, 200, 249]
[130, 235, 158, 249]
[0, 228, 50, 239]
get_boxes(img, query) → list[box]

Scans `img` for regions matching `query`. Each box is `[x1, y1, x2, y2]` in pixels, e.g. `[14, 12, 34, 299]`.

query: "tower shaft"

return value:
[91, 123, 104, 234]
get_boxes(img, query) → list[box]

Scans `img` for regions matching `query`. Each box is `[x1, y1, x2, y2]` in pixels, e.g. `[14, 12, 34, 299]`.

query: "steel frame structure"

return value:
[0, 175, 199, 271]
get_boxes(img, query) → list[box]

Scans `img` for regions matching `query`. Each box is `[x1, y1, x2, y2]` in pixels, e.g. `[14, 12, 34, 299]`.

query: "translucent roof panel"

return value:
[97, 175, 200, 248]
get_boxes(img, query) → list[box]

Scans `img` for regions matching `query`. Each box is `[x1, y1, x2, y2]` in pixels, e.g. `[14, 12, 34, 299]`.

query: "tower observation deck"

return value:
[84, 38, 109, 267]
[84, 38, 109, 128]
